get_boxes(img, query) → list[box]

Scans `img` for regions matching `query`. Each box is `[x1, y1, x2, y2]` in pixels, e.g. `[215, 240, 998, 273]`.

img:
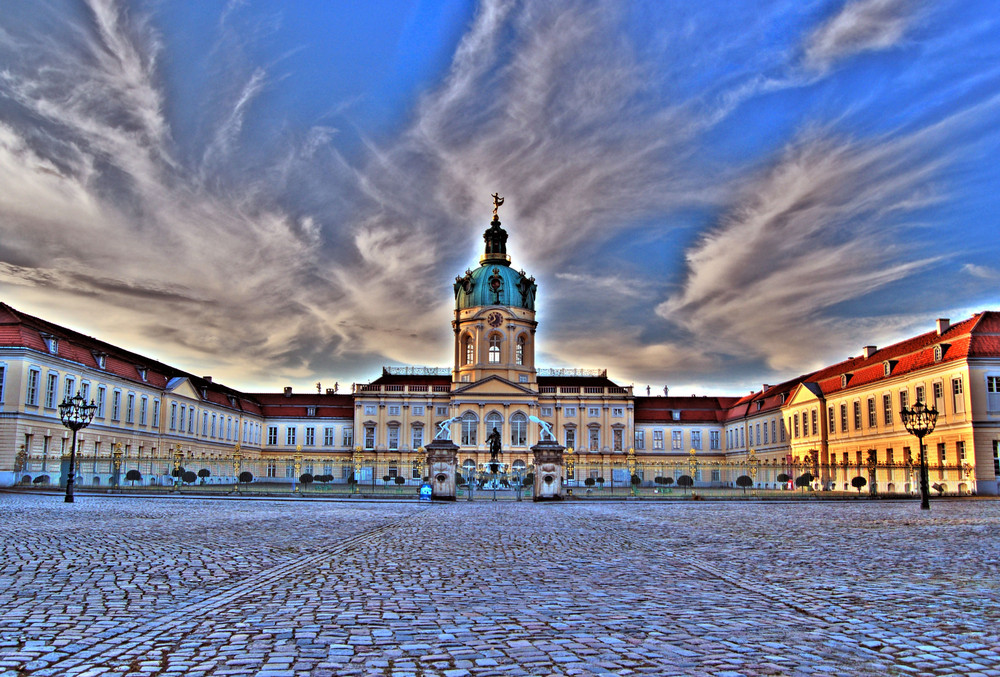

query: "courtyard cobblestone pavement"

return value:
[0, 494, 997, 676]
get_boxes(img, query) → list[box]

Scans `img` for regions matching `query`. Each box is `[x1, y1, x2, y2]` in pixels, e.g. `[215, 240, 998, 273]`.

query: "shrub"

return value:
[299, 473, 314, 486]
[238, 471, 254, 484]
[181, 470, 197, 485]
[125, 469, 142, 486]
[677, 475, 694, 493]
[736, 475, 753, 494]
[851, 476, 867, 494]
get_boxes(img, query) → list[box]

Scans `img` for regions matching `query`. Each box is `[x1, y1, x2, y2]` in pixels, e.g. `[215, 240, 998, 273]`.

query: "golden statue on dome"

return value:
[491, 192, 504, 218]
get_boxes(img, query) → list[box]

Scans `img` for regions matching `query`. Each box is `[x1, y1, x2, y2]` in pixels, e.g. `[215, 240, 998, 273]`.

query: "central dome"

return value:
[454, 263, 536, 311]
[454, 209, 536, 311]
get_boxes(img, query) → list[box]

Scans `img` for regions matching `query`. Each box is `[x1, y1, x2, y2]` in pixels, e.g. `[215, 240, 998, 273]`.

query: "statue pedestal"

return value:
[531, 441, 565, 501]
[426, 439, 459, 501]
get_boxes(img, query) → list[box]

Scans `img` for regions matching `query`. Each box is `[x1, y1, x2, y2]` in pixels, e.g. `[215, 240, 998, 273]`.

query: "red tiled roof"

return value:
[251, 393, 355, 418]
[635, 396, 731, 423]
[0, 302, 259, 413]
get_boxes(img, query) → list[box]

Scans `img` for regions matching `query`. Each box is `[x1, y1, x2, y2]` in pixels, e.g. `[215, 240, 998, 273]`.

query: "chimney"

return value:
[762, 384, 771, 392]
[283, 386, 292, 397]
[862, 346, 877, 359]
[326, 388, 336, 395]
[936, 318, 950, 335]
[203, 375, 213, 382]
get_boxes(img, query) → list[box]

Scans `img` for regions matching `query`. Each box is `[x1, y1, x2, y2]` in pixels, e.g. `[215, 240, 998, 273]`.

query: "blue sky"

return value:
[1, 0, 998, 395]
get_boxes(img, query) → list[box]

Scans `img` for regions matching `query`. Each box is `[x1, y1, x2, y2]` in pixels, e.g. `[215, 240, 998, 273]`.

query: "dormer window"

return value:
[93, 351, 107, 369]
[307, 406, 316, 417]
[137, 366, 147, 381]
[883, 361, 891, 377]
[841, 374, 851, 388]
[779, 393, 787, 404]
[41, 334, 58, 354]
[756, 401, 763, 412]
[933, 345, 943, 362]
[672, 410, 680, 421]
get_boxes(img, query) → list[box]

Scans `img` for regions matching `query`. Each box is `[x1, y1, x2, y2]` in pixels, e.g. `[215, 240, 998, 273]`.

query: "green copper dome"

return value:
[454, 215, 536, 310]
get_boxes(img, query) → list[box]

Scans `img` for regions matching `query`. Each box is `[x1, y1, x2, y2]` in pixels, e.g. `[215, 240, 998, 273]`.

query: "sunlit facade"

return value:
[2, 209, 999, 495]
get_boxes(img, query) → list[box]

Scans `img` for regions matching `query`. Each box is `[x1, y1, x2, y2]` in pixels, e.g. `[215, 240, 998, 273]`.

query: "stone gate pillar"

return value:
[531, 440, 565, 501]
[425, 438, 459, 501]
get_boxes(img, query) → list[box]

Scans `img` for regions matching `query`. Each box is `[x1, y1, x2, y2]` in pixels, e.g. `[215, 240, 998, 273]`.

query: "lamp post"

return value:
[58, 392, 97, 503]
[900, 400, 938, 510]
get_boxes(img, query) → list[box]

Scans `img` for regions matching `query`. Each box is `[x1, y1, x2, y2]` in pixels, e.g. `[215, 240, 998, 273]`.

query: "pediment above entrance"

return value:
[451, 375, 536, 396]
[165, 376, 202, 401]
[787, 382, 824, 406]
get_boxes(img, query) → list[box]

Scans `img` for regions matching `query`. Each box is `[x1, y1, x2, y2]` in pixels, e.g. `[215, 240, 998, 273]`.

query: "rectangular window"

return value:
[589, 428, 600, 451]
[672, 430, 682, 450]
[886, 448, 894, 481]
[588, 407, 600, 417]
[811, 410, 818, 436]
[44, 373, 57, 408]
[202, 412, 208, 436]
[436, 406, 448, 416]
[937, 442, 946, 479]
[412, 426, 423, 449]
[853, 401, 861, 430]
[900, 389, 909, 412]
[140, 397, 148, 426]
[540, 406, 553, 416]
[324, 427, 335, 446]
[188, 409, 194, 434]
[412, 405, 425, 416]
[26, 368, 40, 406]
[915, 385, 925, 405]
[286, 427, 296, 446]
[771, 420, 776, 443]
[96, 386, 106, 418]
[652, 430, 664, 450]
[364, 405, 377, 416]
[710, 431, 720, 450]
[794, 414, 800, 438]
[957, 440, 966, 463]
[692, 430, 702, 450]
[343, 428, 354, 447]
[388, 427, 399, 450]
[112, 390, 122, 421]
[267, 426, 277, 445]
[170, 402, 178, 430]
[388, 404, 401, 416]
[883, 394, 893, 425]
[613, 428, 623, 451]
[933, 382, 944, 409]
[840, 404, 848, 433]
[867, 398, 876, 428]
[364, 426, 375, 450]
[779, 419, 786, 442]
[126, 393, 135, 424]
[635, 429, 645, 450]
[152, 400, 160, 427]
[993, 441, 999, 476]
[305, 427, 315, 446]
[211, 413, 217, 438]
[763, 423, 768, 445]
[0, 365, 5, 403]
[952, 377, 965, 414]
[612, 407, 623, 417]
[564, 407, 576, 417]
[565, 428, 575, 450]
[63, 376, 75, 401]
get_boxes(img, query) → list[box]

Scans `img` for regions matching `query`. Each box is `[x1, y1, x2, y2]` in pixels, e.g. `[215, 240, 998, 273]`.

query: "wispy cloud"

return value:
[804, 0, 915, 72]
[656, 126, 949, 371]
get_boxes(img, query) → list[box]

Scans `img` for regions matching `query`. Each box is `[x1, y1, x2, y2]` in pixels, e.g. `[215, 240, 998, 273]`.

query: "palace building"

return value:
[2, 202, 999, 495]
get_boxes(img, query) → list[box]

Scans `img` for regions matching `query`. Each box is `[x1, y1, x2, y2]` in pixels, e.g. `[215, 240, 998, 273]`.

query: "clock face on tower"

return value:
[487, 312, 503, 328]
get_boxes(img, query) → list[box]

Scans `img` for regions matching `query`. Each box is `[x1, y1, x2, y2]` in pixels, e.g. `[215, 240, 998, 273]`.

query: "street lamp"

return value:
[900, 399, 938, 510]
[58, 392, 97, 503]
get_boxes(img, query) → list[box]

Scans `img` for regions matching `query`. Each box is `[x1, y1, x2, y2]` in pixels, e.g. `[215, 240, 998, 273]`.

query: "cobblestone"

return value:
[0, 495, 997, 675]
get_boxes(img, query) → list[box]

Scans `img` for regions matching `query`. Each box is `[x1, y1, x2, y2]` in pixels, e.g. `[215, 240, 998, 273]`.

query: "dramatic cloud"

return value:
[657, 127, 947, 371]
[0, 0, 997, 393]
[804, 0, 915, 71]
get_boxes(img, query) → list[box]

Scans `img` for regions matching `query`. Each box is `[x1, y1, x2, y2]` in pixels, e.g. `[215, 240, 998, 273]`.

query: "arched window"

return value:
[486, 411, 503, 440]
[488, 333, 501, 363]
[510, 412, 527, 447]
[516, 335, 525, 365]
[464, 335, 474, 365]
[461, 412, 478, 446]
